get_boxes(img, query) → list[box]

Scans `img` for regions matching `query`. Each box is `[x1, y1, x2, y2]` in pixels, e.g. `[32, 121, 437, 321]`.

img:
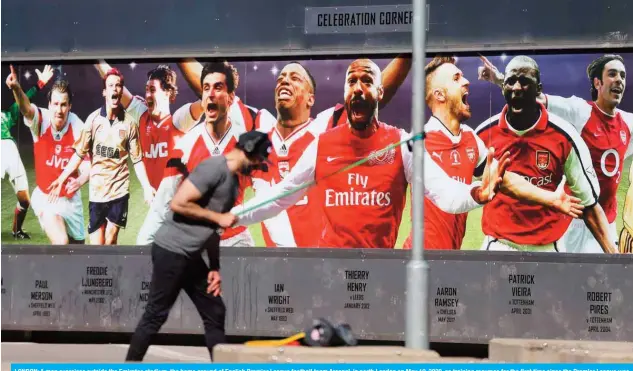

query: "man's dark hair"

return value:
[48, 79, 73, 105]
[587, 54, 625, 101]
[147, 65, 178, 101]
[286, 61, 317, 95]
[200, 61, 239, 93]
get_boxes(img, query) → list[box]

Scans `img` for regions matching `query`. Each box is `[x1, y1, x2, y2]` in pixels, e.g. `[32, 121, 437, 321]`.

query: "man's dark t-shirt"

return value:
[154, 156, 239, 258]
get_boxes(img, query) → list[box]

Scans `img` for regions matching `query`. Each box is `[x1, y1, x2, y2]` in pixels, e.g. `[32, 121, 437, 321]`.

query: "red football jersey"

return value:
[172, 121, 252, 240]
[138, 113, 186, 190]
[546, 95, 633, 223]
[403, 116, 487, 250]
[313, 121, 409, 248]
[475, 103, 600, 245]
[27, 104, 84, 198]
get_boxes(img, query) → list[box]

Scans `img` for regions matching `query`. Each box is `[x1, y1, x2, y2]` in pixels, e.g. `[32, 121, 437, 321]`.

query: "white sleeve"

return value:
[23, 103, 45, 140]
[423, 150, 484, 214]
[400, 130, 413, 184]
[620, 110, 633, 159]
[232, 138, 318, 225]
[255, 108, 277, 133]
[560, 120, 601, 206]
[545, 94, 588, 131]
[402, 129, 483, 214]
[172, 102, 199, 133]
[125, 95, 148, 124]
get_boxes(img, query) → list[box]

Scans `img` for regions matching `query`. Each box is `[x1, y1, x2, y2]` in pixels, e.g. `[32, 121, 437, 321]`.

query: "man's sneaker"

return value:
[12, 230, 31, 239]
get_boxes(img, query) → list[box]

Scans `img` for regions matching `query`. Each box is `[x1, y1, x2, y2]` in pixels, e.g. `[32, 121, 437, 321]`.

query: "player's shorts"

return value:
[88, 194, 129, 234]
[31, 186, 85, 241]
[1, 139, 28, 192]
[618, 227, 633, 254]
[220, 228, 255, 247]
[480, 235, 560, 252]
[559, 218, 617, 254]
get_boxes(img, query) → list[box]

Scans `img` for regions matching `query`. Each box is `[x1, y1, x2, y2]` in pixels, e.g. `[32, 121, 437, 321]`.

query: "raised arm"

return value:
[478, 55, 547, 105]
[94, 60, 134, 109]
[379, 55, 412, 109]
[178, 58, 203, 98]
[6, 65, 36, 121]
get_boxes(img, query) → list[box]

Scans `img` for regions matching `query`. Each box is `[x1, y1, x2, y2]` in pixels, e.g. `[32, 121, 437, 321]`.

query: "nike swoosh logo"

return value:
[327, 156, 340, 162]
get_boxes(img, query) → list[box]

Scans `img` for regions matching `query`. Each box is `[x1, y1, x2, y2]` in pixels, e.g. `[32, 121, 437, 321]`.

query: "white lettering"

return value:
[325, 188, 391, 207]
[451, 175, 467, 184]
[145, 142, 168, 159]
[523, 173, 553, 187]
[347, 173, 368, 188]
[600, 149, 619, 177]
[45, 155, 70, 169]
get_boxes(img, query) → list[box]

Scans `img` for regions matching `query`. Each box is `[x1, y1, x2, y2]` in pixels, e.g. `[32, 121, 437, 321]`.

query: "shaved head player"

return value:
[479, 54, 633, 253]
[230, 58, 513, 248]
[403, 56, 584, 250]
[475, 55, 616, 253]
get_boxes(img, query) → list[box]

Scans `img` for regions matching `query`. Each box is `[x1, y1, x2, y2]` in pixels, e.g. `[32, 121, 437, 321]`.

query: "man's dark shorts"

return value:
[88, 194, 129, 233]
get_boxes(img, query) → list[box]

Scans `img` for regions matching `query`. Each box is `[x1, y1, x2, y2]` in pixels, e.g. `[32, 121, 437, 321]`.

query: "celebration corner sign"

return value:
[304, 4, 415, 34]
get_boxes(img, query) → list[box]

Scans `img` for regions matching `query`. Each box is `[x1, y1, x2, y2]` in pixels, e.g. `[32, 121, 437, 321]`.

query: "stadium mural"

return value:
[1, 52, 632, 253]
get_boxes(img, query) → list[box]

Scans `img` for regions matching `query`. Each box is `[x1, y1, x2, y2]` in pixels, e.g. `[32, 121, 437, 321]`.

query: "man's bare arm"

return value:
[583, 204, 618, 253]
[6, 66, 36, 121]
[380, 55, 412, 109]
[170, 179, 225, 224]
[178, 59, 203, 98]
[500, 173, 585, 218]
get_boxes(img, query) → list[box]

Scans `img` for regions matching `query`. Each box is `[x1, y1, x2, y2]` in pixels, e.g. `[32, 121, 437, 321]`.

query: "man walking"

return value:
[125, 130, 273, 361]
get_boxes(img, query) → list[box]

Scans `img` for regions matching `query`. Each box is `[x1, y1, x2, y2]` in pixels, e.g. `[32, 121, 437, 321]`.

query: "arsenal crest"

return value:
[466, 147, 476, 163]
[536, 150, 550, 170]
[278, 161, 290, 179]
[55, 144, 62, 155]
[368, 147, 396, 166]
[620, 130, 627, 145]
[119, 129, 126, 139]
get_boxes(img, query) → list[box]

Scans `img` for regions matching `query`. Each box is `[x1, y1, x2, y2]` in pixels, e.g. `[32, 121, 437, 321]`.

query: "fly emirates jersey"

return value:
[403, 116, 488, 250]
[475, 103, 600, 245]
[546, 95, 633, 224]
[233, 121, 487, 249]
[24, 104, 85, 198]
[249, 107, 337, 247]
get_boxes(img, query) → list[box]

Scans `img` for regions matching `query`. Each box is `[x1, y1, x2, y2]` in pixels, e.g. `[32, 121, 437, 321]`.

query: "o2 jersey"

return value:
[403, 116, 488, 250]
[24, 103, 85, 198]
[475, 103, 600, 245]
[546, 95, 633, 224]
[233, 121, 486, 249]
